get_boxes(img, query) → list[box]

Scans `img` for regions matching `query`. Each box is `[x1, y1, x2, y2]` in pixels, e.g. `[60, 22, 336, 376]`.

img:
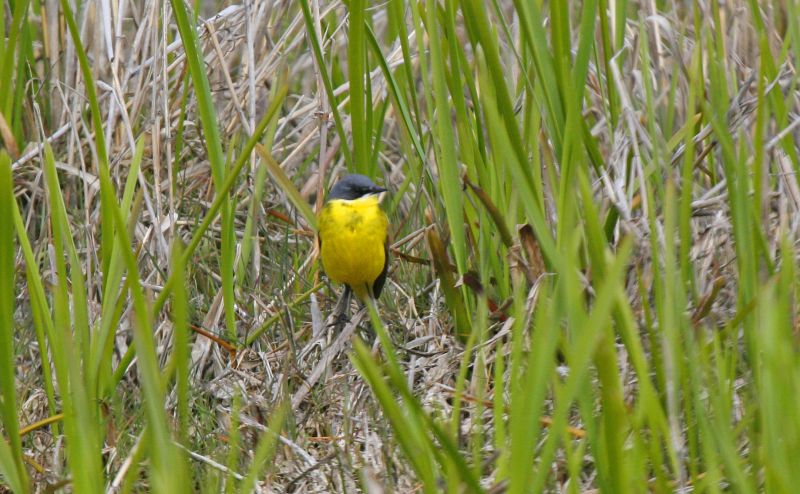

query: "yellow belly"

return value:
[318, 196, 388, 300]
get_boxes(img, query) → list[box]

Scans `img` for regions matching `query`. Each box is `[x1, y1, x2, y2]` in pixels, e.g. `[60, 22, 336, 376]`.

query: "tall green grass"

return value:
[0, 151, 28, 493]
[3, 0, 800, 491]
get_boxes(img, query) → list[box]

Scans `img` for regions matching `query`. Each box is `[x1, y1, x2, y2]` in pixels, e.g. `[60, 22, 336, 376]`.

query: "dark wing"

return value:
[371, 242, 389, 299]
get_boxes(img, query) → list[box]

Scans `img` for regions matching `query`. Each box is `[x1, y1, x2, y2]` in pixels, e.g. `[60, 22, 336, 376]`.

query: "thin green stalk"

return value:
[0, 152, 29, 492]
[169, 0, 236, 338]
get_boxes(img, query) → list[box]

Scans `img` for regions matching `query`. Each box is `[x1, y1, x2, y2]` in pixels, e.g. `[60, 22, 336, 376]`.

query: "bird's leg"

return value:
[330, 285, 352, 329]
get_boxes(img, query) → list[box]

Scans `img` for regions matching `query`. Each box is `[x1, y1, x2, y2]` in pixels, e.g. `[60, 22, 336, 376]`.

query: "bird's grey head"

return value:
[328, 174, 387, 201]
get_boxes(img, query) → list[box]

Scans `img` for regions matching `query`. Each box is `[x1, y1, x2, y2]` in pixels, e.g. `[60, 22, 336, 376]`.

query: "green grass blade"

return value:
[94, 137, 145, 396]
[103, 170, 191, 492]
[238, 402, 289, 493]
[171, 240, 190, 444]
[59, 0, 115, 282]
[0, 151, 29, 492]
[256, 144, 318, 231]
[347, 0, 370, 172]
[42, 142, 104, 493]
[351, 338, 439, 492]
[426, 0, 467, 275]
[298, 0, 353, 168]
[169, 0, 236, 338]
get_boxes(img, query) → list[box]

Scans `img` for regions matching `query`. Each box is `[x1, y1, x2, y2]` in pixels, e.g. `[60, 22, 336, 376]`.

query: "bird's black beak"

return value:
[370, 185, 387, 202]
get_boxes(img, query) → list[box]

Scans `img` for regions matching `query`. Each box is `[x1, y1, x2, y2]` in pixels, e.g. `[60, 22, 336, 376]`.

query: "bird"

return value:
[317, 174, 389, 319]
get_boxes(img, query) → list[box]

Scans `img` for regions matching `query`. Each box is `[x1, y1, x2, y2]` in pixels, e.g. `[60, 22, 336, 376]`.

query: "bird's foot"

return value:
[328, 310, 350, 330]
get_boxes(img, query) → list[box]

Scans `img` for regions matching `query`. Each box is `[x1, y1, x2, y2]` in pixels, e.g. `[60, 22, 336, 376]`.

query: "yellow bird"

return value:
[318, 174, 389, 309]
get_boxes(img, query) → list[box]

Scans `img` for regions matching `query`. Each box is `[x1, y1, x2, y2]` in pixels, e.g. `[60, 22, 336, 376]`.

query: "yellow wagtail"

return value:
[318, 174, 389, 317]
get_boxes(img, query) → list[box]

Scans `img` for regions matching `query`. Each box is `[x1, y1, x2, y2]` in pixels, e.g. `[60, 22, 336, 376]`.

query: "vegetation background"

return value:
[1, 0, 799, 492]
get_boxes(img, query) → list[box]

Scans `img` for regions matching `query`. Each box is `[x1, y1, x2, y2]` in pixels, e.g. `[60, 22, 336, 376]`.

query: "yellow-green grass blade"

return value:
[544, 241, 632, 492]
[169, 0, 237, 338]
[351, 338, 439, 493]
[236, 70, 287, 283]
[352, 303, 484, 492]
[256, 144, 318, 231]
[0, 0, 32, 149]
[93, 137, 145, 396]
[509, 0, 564, 153]
[101, 164, 191, 491]
[238, 402, 289, 493]
[504, 282, 557, 491]
[426, 0, 467, 276]
[42, 143, 104, 492]
[386, 0, 423, 139]
[0, 151, 29, 492]
[59, 0, 115, 283]
[11, 173, 58, 427]
[758, 237, 800, 492]
[171, 240, 190, 445]
[347, 0, 370, 173]
[476, 53, 556, 266]
[298, 0, 353, 168]
[224, 394, 243, 494]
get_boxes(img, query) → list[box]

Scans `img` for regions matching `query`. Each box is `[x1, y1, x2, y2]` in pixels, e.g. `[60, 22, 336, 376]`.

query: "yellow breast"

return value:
[318, 196, 388, 300]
